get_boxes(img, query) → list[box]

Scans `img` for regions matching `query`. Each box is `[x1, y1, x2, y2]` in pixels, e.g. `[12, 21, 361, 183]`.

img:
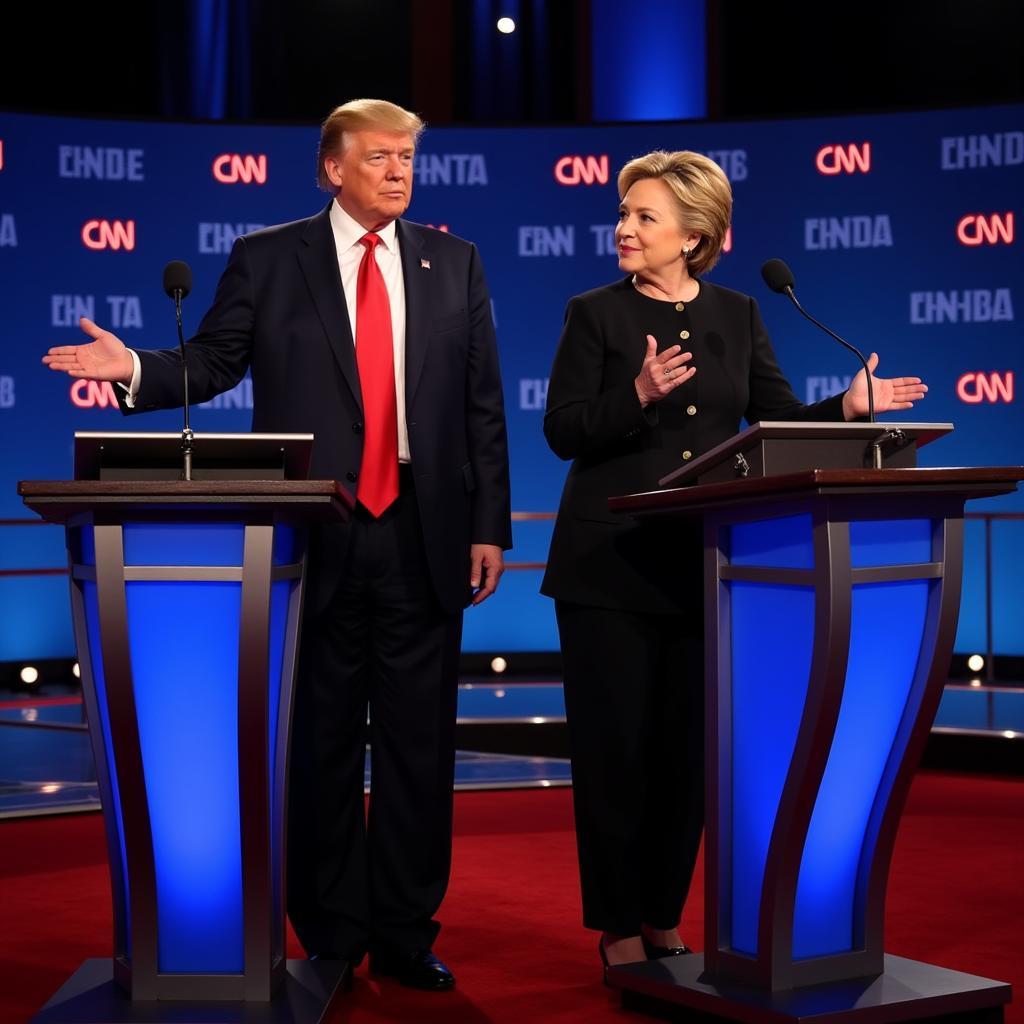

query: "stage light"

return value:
[540, 780, 552, 787]
[72, 662, 81, 678]
[491, 656, 508, 674]
[531, 717, 545, 724]
[20, 666, 39, 685]
[969, 678, 982, 687]
[1003, 731, 1017, 739]
[40, 784, 60, 794]
[967, 654, 985, 672]
[494, 689, 506, 698]
[496, 17, 516, 34]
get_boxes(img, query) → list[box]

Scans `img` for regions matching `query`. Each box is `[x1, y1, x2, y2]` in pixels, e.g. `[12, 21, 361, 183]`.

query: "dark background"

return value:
[2, 1, 1022, 124]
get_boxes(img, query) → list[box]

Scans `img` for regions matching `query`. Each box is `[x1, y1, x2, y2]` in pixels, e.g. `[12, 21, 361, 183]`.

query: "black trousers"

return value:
[555, 601, 704, 936]
[287, 468, 463, 958]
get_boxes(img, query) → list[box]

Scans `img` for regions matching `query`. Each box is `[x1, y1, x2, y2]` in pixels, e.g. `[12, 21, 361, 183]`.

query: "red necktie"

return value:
[354, 232, 399, 517]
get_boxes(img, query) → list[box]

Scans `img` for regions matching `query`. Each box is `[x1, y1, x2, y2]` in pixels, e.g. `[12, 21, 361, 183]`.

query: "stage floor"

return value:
[0, 679, 1018, 818]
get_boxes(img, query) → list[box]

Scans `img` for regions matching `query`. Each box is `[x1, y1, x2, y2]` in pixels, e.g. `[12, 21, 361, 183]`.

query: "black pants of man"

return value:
[555, 601, 704, 937]
[287, 468, 463, 960]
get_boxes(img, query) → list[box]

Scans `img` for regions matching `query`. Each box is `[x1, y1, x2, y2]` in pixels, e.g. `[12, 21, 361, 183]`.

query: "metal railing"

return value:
[1, 512, 1021, 661]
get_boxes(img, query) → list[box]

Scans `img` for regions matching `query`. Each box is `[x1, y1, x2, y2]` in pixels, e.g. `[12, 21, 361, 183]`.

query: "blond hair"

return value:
[617, 150, 732, 276]
[317, 99, 426, 191]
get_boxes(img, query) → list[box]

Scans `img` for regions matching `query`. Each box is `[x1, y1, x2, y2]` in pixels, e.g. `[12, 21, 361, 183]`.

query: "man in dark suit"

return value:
[43, 98, 512, 991]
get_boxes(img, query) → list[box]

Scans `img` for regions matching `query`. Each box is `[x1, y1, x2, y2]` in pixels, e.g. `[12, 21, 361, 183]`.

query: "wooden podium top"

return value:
[18, 479, 354, 524]
[609, 466, 1024, 519]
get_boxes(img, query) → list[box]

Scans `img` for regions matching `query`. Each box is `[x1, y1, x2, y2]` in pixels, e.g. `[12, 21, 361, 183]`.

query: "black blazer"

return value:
[126, 203, 512, 614]
[541, 277, 846, 614]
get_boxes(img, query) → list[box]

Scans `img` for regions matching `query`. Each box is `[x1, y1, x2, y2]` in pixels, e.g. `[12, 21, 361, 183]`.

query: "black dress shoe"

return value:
[369, 949, 455, 991]
[600, 936, 651, 985]
[597, 938, 611, 987]
[641, 935, 693, 959]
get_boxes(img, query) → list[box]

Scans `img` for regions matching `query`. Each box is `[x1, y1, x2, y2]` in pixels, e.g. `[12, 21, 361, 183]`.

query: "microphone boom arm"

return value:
[781, 285, 875, 425]
[173, 288, 193, 481]
[781, 285, 884, 468]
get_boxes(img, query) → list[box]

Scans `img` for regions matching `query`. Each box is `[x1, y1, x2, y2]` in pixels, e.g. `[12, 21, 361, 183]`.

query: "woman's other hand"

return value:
[842, 352, 928, 420]
[635, 335, 696, 408]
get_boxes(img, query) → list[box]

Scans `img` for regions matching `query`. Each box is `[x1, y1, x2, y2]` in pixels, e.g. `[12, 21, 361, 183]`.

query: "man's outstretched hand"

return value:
[42, 317, 133, 385]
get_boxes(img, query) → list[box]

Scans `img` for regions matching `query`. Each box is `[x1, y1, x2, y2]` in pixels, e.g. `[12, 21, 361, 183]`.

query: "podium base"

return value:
[30, 959, 350, 1024]
[608, 953, 1010, 1023]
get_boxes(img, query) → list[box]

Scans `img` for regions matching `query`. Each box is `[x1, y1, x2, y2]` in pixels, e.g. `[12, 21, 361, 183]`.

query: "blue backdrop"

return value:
[1, 104, 1021, 660]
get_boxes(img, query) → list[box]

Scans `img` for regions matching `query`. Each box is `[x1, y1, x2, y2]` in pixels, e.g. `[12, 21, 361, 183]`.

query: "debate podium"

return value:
[606, 423, 1020, 1023]
[19, 433, 352, 1024]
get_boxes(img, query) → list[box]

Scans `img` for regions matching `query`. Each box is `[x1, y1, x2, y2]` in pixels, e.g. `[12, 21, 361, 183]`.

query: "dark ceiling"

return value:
[1, 1, 1020, 124]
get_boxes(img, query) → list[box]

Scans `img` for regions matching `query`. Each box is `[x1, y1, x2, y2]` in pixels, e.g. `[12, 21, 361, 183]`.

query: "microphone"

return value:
[760, 258, 876, 426]
[163, 260, 194, 480]
[761, 257, 795, 296]
[163, 260, 192, 301]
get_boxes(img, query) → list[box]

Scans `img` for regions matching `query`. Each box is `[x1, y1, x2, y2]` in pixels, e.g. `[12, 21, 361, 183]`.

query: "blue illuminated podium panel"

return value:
[606, 459, 1021, 1023]
[19, 474, 351, 1021]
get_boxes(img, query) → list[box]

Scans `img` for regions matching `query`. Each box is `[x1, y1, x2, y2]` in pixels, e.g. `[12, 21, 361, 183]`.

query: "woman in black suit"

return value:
[541, 150, 926, 976]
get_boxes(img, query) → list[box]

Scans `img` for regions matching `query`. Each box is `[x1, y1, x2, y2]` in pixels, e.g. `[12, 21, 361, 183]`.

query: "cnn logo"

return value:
[71, 380, 120, 408]
[815, 143, 871, 175]
[957, 372, 1014, 404]
[554, 155, 609, 186]
[956, 213, 1014, 246]
[212, 153, 268, 185]
[82, 219, 136, 251]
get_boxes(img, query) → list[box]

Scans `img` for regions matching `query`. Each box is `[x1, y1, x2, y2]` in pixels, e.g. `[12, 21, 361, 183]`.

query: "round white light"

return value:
[497, 17, 516, 34]
[967, 654, 985, 672]
[20, 666, 39, 685]
[494, 689, 506, 698]
[969, 678, 982, 688]
[491, 656, 508, 674]
[72, 662, 81, 679]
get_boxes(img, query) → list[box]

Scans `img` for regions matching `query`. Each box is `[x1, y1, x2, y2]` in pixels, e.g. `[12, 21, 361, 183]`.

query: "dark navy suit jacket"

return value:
[126, 203, 512, 613]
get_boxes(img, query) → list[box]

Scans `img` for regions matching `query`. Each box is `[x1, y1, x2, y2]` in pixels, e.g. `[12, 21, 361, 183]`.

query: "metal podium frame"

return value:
[19, 433, 353, 1023]
[605, 438, 1021, 1024]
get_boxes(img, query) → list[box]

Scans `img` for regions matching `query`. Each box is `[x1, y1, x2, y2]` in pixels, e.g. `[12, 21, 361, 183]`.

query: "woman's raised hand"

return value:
[635, 335, 696, 408]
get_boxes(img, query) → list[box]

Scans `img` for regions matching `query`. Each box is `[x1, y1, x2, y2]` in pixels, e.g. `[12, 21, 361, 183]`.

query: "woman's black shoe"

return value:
[641, 935, 693, 959]
[598, 937, 611, 987]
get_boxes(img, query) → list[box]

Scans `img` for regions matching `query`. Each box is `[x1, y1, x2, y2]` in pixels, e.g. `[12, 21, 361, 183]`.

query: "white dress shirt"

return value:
[125, 198, 411, 462]
[329, 199, 410, 462]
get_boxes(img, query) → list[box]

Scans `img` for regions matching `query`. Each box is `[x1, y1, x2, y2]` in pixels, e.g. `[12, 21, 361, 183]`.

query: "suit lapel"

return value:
[397, 220, 433, 408]
[297, 203, 362, 410]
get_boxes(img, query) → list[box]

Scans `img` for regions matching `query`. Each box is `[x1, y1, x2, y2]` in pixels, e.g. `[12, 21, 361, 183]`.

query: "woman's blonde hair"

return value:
[617, 150, 732, 276]
[317, 99, 425, 191]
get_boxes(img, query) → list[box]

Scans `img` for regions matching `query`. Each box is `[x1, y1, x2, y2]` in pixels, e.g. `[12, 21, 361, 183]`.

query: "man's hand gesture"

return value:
[42, 317, 134, 385]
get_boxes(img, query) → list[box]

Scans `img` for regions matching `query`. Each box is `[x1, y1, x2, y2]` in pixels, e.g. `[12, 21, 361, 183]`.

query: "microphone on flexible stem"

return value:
[162, 260, 194, 480]
[761, 258, 883, 469]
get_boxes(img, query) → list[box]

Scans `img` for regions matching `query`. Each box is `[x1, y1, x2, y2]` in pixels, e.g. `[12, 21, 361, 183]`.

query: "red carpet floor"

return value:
[0, 770, 1020, 1023]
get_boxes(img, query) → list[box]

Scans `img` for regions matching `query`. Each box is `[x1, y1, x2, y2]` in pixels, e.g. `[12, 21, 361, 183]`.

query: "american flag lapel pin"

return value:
[420, 258, 431, 270]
